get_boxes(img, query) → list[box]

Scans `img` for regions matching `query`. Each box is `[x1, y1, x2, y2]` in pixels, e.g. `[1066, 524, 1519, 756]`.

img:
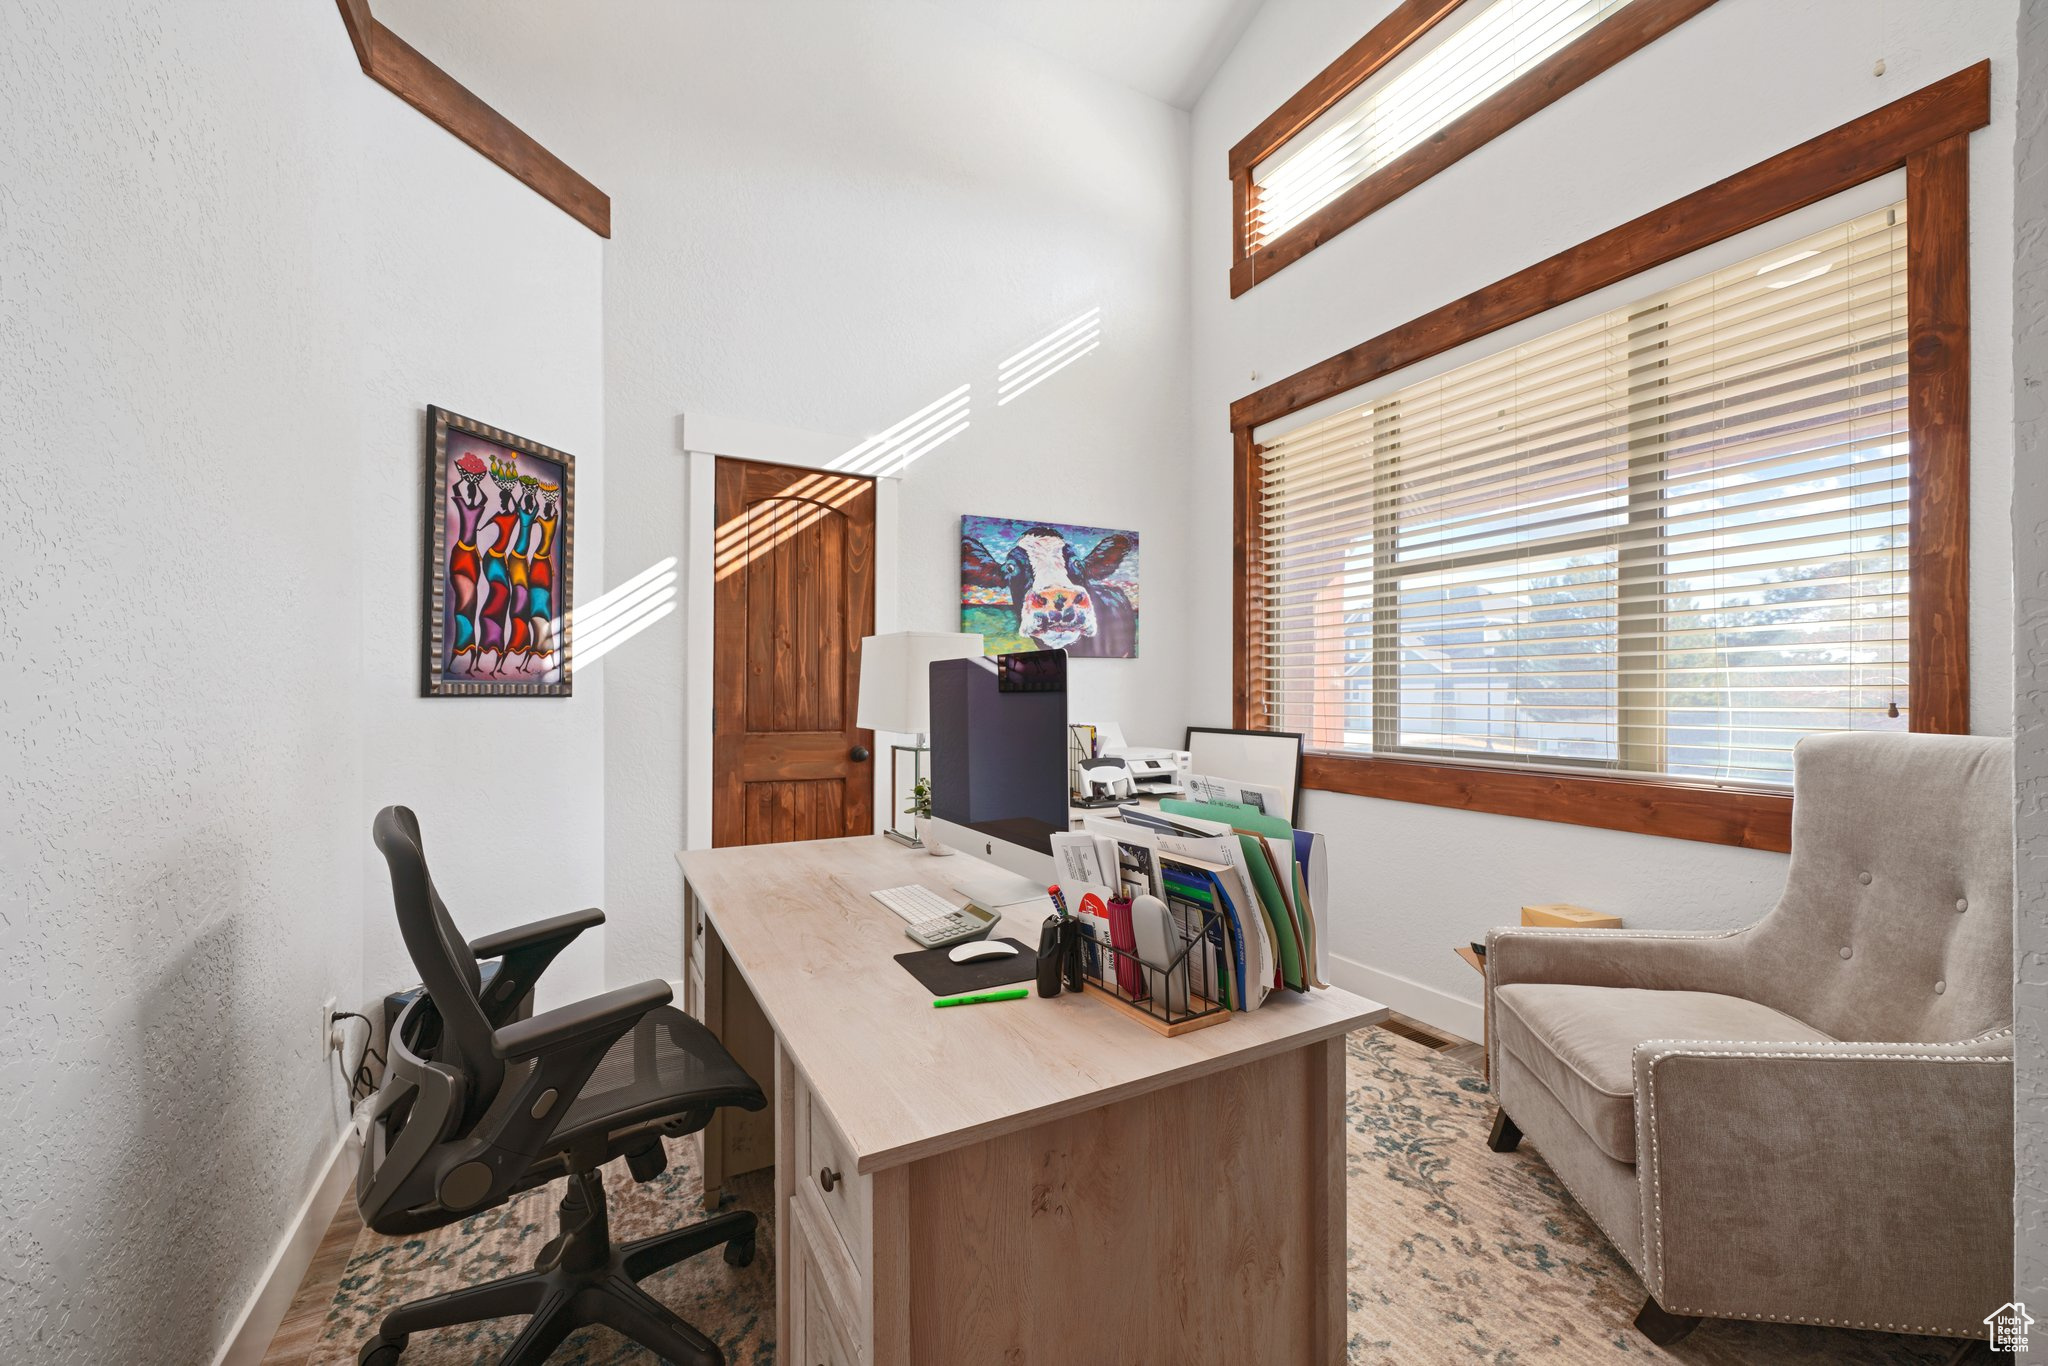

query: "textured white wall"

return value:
[352, 92, 609, 1014]
[1188, 0, 2020, 1036]
[0, 2, 604, 1360]
[2013, 0, 2047, 1312]
[379, 0, 1195, 991]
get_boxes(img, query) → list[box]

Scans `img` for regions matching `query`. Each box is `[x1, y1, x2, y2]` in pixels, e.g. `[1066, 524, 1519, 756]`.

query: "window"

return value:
[1227, 0, 1720, 296]
[1231, 63, 1986, 849]
[1258, 205, 1909, 787]
[1252, 0, 1634, 249]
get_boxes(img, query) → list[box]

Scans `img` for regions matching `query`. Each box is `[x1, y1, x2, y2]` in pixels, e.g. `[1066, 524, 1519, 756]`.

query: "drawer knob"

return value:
[818, 1166, 840, 1193]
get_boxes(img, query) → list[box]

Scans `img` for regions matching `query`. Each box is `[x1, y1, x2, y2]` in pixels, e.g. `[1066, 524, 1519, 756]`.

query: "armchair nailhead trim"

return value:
[1635, 1030, 2012, 1337]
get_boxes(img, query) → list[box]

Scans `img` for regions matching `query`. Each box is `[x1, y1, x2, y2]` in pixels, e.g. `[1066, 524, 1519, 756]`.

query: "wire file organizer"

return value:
[1076, 882, 1232, 1037]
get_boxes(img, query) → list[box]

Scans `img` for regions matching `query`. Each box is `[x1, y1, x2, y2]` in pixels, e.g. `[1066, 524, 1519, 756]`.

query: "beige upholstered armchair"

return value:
[1484, 733, 2013, 1346]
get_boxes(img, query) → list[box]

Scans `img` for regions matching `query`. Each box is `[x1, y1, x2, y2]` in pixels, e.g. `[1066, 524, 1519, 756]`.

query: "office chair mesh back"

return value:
[374, 805, 504, 1107]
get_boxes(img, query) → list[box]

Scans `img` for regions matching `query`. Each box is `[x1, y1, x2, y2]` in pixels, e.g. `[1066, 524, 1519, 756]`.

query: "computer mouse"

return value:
[948, 939, 1019, 963]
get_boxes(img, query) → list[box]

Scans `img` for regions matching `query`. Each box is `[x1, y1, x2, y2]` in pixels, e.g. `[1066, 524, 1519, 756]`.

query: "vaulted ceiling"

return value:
[925, 0, 1267, 108]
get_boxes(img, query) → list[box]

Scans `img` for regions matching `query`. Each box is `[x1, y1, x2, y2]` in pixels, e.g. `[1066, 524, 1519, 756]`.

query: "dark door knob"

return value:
[849, 745, 871, 763]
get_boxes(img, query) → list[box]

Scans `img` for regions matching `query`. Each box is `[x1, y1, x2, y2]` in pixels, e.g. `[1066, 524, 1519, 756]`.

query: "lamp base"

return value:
[888, 742, 931, 846]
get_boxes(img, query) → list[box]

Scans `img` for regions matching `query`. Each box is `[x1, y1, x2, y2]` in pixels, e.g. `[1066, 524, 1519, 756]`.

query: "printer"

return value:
[1119, 748, 1190, 796]
[1085, 722, 1189, 798]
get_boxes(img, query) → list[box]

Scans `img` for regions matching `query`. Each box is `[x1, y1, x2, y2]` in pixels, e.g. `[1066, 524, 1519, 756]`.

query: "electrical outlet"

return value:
[320, 996, 337, 1057]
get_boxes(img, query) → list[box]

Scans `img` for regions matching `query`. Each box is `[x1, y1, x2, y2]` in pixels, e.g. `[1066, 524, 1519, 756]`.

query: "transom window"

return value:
[1250, 0, 1634, 250]
[1254, 204, 1910, 788]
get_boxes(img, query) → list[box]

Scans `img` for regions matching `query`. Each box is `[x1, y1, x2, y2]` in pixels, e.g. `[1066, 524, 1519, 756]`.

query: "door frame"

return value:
[681, 413, 899, 851]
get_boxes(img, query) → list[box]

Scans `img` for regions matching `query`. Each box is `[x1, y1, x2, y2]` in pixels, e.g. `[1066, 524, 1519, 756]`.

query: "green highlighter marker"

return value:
[932, 988, 1029, 1008]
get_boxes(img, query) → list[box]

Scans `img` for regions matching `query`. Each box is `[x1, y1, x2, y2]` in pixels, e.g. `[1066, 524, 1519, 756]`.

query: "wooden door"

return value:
[712, 458, 876, 846]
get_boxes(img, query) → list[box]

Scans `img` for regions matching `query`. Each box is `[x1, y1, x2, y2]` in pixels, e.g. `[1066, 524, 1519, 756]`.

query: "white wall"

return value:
[0, 2, 605, 1360]
[380, 0, 1195, 990]
[1188, 0, 2020, 1037]
[2011, 0, 2047, 1312]
[353, 93, 609, 1014]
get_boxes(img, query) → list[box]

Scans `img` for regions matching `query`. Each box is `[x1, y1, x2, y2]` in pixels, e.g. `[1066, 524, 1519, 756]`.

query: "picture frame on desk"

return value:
[1184, 726, 1305, 825]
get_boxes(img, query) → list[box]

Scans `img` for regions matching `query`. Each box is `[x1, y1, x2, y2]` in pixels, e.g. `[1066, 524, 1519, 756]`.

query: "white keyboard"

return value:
[870, 884, 993, 949]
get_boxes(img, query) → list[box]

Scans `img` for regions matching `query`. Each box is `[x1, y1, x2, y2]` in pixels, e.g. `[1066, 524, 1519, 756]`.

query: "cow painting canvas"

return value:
[961, 515, 1139, 659]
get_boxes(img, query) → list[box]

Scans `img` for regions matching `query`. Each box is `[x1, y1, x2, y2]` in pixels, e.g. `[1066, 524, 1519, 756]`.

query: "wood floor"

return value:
[258, 1197, 364, 1365]
[1379, 1010, 1486, 1070]
[259, 1018, 1482, 1364]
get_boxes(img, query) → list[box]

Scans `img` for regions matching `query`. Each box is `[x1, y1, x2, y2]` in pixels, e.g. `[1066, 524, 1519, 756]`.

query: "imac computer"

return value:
[923, 649, 1068, 908]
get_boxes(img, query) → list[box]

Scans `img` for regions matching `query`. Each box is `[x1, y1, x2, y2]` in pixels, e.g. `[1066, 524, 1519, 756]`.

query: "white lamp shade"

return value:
[856, 631, 984, 734]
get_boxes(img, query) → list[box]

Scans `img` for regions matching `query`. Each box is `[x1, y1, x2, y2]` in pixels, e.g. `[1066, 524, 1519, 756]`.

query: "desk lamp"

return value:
[856, 630, 984, 846]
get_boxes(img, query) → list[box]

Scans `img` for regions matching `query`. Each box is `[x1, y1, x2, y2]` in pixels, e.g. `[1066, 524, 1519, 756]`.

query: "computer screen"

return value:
[928, 649, 1068, 855]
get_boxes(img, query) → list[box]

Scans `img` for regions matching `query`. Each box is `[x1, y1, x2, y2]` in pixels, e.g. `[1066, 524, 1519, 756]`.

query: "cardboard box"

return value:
[1521, 902, 1623, 929]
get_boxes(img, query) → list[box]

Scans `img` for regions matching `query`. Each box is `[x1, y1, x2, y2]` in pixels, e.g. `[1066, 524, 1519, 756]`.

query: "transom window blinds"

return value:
[1249, 0, 1634, 249]
[1255, 203, 1910, 787]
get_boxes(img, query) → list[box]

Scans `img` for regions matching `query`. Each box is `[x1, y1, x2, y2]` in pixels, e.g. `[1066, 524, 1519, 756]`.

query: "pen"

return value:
[931, 988, 1030, 1008]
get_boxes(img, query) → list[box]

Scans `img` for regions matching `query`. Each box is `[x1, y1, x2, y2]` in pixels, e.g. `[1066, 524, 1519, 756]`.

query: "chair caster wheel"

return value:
[359, 1336, 406, 1365]
[723, 1233, 757, 1268]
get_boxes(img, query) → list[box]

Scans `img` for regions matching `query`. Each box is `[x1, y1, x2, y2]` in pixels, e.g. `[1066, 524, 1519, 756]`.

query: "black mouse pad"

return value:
[893, 937, 1037, 996]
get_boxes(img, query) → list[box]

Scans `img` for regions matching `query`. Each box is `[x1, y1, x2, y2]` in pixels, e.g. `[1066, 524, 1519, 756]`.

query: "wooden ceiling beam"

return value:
[334, 0, 610, 239]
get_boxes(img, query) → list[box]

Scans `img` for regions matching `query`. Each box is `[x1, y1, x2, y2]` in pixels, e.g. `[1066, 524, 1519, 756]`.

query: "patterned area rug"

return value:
[310, 1160, 775, 1366]
[1341, 1028, 1959, 1365]
[308, 1027, 1967, 1364]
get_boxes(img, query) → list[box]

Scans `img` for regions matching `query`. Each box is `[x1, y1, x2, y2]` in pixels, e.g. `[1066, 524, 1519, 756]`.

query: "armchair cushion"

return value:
[1494, 984, 1832, 1162]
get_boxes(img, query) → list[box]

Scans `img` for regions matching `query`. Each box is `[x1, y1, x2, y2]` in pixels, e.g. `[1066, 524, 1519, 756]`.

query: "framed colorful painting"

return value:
[422, 406, 576, 697]
[960, 515, 1139, 658]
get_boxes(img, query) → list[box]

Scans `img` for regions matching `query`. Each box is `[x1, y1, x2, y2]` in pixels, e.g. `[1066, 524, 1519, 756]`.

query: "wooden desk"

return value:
[678, 835, 1385, 1365]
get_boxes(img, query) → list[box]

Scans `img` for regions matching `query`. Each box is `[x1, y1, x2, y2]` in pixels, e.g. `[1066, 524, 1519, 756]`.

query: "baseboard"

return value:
[1328, 951, 1485, 1046]
[211, 1127, 359, 1366]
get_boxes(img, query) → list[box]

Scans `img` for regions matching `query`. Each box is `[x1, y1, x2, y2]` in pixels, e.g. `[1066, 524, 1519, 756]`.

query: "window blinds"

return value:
[1255, 203, 1910, 787]
[1249, 0, 1633, 249]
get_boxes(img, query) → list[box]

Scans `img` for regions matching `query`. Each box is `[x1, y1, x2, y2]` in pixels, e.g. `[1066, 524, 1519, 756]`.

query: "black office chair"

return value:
[357, 805, 766, 1366]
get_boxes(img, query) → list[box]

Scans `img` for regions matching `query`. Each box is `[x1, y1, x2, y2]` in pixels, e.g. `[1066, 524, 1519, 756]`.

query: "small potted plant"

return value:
[906, 777, 951, 856]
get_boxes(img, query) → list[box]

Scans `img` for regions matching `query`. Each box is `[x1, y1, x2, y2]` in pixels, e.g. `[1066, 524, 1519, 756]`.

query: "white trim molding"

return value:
[210, 1129, 359, 1366]
[1328, 951, 1485, 1046]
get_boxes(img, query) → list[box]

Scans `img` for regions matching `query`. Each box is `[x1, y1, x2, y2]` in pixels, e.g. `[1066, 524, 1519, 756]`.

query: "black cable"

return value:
[330, 1011, 384, 1105]
[350, 1045, 387, 1105]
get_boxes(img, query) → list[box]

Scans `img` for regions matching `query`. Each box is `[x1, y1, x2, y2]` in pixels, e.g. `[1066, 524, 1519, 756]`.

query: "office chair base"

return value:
[360, 1169, 755, 1366]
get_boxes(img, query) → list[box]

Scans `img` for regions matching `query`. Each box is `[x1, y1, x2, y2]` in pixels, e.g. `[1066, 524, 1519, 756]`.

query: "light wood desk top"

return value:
[677, 835, 1385, 1176]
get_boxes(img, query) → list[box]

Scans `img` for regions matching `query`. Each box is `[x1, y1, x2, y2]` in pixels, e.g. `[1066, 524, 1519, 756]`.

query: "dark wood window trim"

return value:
[334, 0, 610, 238]
[1230, 62, 1989, 852]
[1230, 0, 1720, 298]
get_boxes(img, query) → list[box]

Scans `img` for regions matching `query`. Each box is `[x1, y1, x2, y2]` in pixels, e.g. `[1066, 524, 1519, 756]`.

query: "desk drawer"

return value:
[789, 1189, 861, 1366]
[792, 1066, 870, 1278]
[803, 1259, 858, 1366]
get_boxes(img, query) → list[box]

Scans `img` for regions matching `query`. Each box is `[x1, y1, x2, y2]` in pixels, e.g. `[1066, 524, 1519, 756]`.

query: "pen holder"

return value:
[1035, 916, 1066, 998]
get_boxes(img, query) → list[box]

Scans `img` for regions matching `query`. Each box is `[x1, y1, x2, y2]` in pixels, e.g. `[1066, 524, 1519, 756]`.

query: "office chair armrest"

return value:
[492, 979, 673, 1061]
[469, 908, 607, 1026]
[470, 906, 605, 960]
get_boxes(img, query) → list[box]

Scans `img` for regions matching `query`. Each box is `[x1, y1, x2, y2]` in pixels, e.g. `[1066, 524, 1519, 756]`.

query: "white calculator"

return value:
[870, 884, 999, 949]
